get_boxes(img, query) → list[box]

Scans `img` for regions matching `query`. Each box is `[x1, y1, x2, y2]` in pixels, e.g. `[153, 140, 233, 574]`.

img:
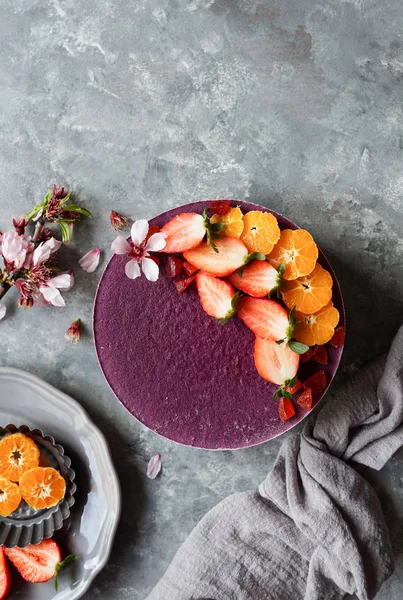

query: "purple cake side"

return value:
[93, 200, 345, 450]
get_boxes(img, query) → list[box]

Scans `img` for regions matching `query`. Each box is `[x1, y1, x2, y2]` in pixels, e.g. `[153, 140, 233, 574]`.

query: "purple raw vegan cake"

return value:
[93, 201, 345, 450]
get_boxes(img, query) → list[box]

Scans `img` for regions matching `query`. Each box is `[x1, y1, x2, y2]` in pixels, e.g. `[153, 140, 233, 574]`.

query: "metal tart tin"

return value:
[0, 424, 76, 548]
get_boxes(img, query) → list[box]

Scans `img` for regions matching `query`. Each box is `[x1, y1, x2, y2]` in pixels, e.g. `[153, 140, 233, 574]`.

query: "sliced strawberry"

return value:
[300, 348, 313, 363]
[226, 260, 281, 298]
[174, 275, 196, 294]
[331, 326, 345, 348]
[209, 200, 231, 215]
[0, 547, 11, 600]
[297, 388, 313, 410]
[278, 397, 295, 421]
[165, 256, 182, 278]
[160, 213, 206, 253]
[238, 297, 292, 343]
[5, 539, 76, 591]
[303, 370, 327, 393]
[196, 272, 239, 322]
[285, 378, 302, 395]
[254, 337, 299, 386]
[312, 345, 328, 365]
[184, 237, 249, 277]
[182, 260, 199, 276]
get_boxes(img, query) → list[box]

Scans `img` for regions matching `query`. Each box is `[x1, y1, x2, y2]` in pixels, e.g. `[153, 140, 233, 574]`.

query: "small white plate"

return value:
[0, 367, 121, 599]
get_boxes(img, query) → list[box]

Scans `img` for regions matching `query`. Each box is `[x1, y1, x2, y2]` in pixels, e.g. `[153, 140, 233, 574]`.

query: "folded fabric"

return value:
[146, 326, 403, 600]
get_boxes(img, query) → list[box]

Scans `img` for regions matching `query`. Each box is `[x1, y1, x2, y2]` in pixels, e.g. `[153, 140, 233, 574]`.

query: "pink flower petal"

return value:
[79, 248, 101, 273]
[125, 259, 141, 279]
[0, 303, 6, 320]
[141, 256, 159, 282]
[131, 220, 149, 246]
[146, 454, 162, 479]
[48, 273, 73, 290]
[39, 285, 65, 307]
[111, 236, 130, 255]
[145, 232, 166, 252]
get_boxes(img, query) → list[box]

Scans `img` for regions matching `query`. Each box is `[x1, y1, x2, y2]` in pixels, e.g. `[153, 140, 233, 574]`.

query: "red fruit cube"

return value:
[299, 348, 313, 363]
[165, 256, 182, 278]
[278, 397, 295, 421]
[174, 275, 196, 294]
[297, 388, 313, 410]
[146, 225, 161, 242]
[149, 255, 160, 266]
[331, 326, 345, 348]
[209, 200, 231, 215]
[182, 260, 199, 276]
[303, 370, 327, 394]
[285, 379, 302, 395]
[312, 345, 328, 365]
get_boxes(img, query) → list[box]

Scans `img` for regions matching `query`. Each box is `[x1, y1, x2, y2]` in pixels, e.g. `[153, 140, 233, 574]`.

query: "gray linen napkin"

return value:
[146, 326, 403, 600]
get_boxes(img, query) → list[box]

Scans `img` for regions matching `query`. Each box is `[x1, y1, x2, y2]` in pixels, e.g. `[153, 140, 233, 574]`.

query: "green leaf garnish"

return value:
[63, 204, 93, 219]
[282, 390, 293, 400]
[286, 375, 297, 388]
[289, 340, 310, 354]
[54, 554, 77, 592]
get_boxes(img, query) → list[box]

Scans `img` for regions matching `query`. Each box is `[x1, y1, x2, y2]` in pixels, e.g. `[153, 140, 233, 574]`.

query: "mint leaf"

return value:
[289, 340, 310, 354]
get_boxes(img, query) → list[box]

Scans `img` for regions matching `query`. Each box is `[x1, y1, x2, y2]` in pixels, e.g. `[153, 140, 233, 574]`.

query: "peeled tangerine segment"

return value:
[282, 263, 333, 314]
[0, 433, 40, 482]
[254, 337, 299, 386]
[294, 302, 340, 346]
[210, 207, 244, 238]
[240, 211, 280, 254]
[267, 228, 318, 281]
[19, 467, 66, 510]
[0, 476, 21, 517]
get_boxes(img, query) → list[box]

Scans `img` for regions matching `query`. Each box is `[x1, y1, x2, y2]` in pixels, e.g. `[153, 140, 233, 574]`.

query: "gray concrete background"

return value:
[1, 0, 403, 597]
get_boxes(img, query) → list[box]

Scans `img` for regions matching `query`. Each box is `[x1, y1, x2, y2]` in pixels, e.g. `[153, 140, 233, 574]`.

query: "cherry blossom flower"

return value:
[0, 303, 6, 320]
[111, 220, 166, 281]
[32, 237, 62, 267]
[110, 210, 129, 231]
[37, 272, 74, 307]
[65, 318, 81, 342]
[1, 230, 33, 269]
[78, 249, 100, 273]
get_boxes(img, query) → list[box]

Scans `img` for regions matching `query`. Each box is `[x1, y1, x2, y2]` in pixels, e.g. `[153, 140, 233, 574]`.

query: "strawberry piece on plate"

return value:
[285, 378, 302, 395]
[161, 213, 206, 253]
[303, 370, 327, 393]
[165, 256, 182, 278]
[238, 297, 292, 344]
[5, 539, 76, 591]
[209, 200, 231, 215]
[0, 547, 11, 600]
[184, 237, 249, 277]
[278, 397, 295, 421]
[196, 271, 240, 323]
[297, 388, 313, 410]
[145, 225, 161, 242]
[226, 260, 282, 298]
[300, 347, 313, 362]
[182, 260, 199, 276]
[254, 337, 299, 386]
[331, 326, 345, 348]
[174, 275, 196, 294]
[312, 345, 328, 365]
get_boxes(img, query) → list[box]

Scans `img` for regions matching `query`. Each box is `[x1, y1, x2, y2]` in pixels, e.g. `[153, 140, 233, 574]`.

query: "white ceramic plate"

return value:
[0, 367, 121, 599]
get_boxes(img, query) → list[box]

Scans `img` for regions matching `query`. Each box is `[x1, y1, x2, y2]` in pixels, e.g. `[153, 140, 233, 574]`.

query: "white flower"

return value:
[111, 220, 166, 281]
[0, 303, 6, 320]
[37, 272, 74, 307]
[78, 248, 101, 273]
[1, 230, 33, 269]
[32, 237, 62, 267]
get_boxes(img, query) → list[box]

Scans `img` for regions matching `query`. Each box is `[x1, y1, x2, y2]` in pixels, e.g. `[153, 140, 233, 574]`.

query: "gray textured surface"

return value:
[1, 0, 403, 598]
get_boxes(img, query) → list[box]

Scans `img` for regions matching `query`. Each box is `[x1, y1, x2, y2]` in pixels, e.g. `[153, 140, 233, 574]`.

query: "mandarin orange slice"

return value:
[0, 476, 21, 517]
[240, 211, 280, 254]
[267, 229, 318, 280]
[0, 433, 40, 482]
[19, 467, 66, 510]
[210, 206, 244, 238]
[282, 263, 333, 314]
[294, 301, 340, 346]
